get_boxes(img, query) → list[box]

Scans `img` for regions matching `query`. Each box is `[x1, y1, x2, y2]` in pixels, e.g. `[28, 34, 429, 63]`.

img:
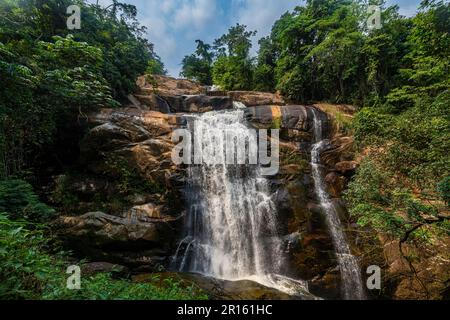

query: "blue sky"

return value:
[92, 0, 422, 76]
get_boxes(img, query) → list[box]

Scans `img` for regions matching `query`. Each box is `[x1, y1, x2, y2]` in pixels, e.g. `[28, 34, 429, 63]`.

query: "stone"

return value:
[246, 105, 308, 130]
[325, 172, 347, 198]
[134, 93, 171, 113]
[137, 75, 204, 96]
[128, 203, 164, 220]
[335, 161, 359, 175]
[133, 272, 317, 300]
[157, 94, 233, 113]
[81, 262, 129, 277]
[53, 211, 182, 268]
[184, 95, 232, 113]
[228, 91, 285, 106]
[54, 211, 179, 245]
[127, 94, 143, 109]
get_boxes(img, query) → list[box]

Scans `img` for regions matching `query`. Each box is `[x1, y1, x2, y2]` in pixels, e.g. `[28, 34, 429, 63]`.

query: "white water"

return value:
[173, 109, 310, 297]
[232, 101, 247, 110]
[310, 108, 366, 300]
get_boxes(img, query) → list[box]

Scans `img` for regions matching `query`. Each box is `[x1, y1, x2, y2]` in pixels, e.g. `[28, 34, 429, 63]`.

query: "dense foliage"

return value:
[0, 0, 165, 178]
[181, 0, 449, 241]
[1, 0, 448, 301]
[0, 213, 206, 300]
[0, 1, 209, 301]
[181, 23, 257, 90]
[0, 178, 205, 300]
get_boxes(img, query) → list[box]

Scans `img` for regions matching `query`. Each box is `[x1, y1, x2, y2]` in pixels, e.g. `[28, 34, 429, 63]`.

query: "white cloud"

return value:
[86, 0, 421, 76]
[173, 0, 218, 30]
[231, 0, 301, 55]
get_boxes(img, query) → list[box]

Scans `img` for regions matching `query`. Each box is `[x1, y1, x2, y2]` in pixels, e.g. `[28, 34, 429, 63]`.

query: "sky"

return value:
[91, 0, 423, 77]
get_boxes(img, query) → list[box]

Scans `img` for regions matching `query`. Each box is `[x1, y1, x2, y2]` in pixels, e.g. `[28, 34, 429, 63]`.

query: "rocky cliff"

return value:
[53, 75, 448, 300]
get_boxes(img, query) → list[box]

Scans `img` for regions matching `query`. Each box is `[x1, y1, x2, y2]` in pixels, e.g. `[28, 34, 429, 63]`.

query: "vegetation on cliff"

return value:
[0, 0, 165, 178]
[182, 0, 449, 240]
[0, 0, 202, 301]
[0, 0, 448, 300]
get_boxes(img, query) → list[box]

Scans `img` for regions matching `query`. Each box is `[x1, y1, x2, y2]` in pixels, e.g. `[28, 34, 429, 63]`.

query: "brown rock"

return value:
[137, 75, 204, 96]
[325, 172, 347, 197]
[128, 203, 164, 220]
[54, 211, 179, 246]
[228, 91, 285, 106]
[134, 93, 171, 113]
[245, 105, 310, 130]
[335, 161, 359, 175]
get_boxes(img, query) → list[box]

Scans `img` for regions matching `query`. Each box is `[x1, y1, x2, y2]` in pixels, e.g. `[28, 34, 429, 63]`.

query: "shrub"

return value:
[0, 179, 55, 222]
[0, 213, 207, 300]
[438, 177, 450, 206]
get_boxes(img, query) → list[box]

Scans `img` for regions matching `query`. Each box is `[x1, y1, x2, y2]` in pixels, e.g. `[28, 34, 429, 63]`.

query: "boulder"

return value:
[81, 108, 181, 185]
[335, 161, 359, 175]
[184, 95, 232, 113]
[54, 211, 182, 268]
[325, 172, 347, 198]
[137, 75, 204, 96]
[245, 105, 330, 137]
[54, 211, 179, 245]
[228, 91, 285, 106]
[157, 94, 233, 113]
[127, 203, 164, 220]
[134, 93, 171, 113]
[81, 262, 129, 278]
[246, 105, 308, 130]
[133, 273, 317, 300]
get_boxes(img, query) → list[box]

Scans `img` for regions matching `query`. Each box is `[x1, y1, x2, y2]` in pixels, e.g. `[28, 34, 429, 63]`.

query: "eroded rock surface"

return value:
[228, 91, 285, 107]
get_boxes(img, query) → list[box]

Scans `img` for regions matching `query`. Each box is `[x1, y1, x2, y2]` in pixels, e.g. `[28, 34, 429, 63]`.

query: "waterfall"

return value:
[310, 108, 366, 300]
[173, 108, 310, 296]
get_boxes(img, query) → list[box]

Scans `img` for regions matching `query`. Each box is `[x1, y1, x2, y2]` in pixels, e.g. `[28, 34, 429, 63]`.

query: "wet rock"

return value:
[325, 172, 347, 198]
[283, 232, 302, 252]
[330, 198, 350, 222]
[246, 105, 309, 130]
[134, 93, 171, 113]
[309, 270, 341, 300]
[184, 95, 232, 113]
[133, 273, 317, 300]
[305, 203, 328, 232]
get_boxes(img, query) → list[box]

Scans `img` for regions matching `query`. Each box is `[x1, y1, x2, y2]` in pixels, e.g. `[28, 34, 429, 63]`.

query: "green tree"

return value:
[211, 24, 257, 90]
[180, 40, 214, 85]
[253, 36, 277, 92]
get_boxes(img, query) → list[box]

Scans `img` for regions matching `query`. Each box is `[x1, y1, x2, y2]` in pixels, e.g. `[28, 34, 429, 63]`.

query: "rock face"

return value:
[51, 75, 448, 300]
[228, 91, 285, 106]
[81, 108, 181, 185]
[54, 211, 182, 268]
[53, 106, 187, 270]
[161, 94, 233, 113]
[134, 75, 233, 113]
[137, 75, 204, 96]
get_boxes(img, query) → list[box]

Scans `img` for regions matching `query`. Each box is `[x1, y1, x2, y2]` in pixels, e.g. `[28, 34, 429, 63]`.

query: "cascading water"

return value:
[173, 105, 310, 296]
[310, 108, 366, 300]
